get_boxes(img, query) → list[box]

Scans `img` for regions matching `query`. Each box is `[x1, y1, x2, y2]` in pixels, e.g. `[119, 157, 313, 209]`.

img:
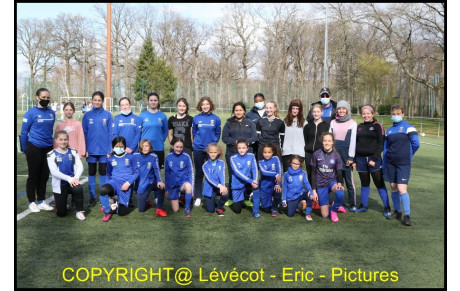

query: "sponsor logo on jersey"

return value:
[288, 176, 293, 182]
[158, 118, 162, 124]
[89, 119, 94, 124]
[38, 115, 42, 118]
[56, 157, 62, 162]
[119, 119, 123, 123]
[247, 161, 251, 166]
[369, 127, 374, 131]
[299, 175, 303, 181]
[145, 118, 149, 122]
[147, 162, 151, 169]
[23, 118, 28, 123]
[180, 161, 184, 168]
[103, 119, 107, 125]
[237, 162, 241, 168]
[125, 159, 129, 165]
[112, 160, 117, 166]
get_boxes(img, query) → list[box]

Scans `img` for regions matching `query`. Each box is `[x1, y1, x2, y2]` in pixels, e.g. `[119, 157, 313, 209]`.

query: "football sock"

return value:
[185, 192, 192, 210]
[99, 195, 110, 214]
[400, 193, 410, 216]
[305, 198, 313, 215]
[391, 191, 401, 213]
[218, 193, 229, 209]
[378, 187, 390, 208]
[157, 191, 165, 209]
[332, 189, 345, 212]
[360, 186, 370, 207]
[252, 189, 260, 214]
[88, 175, 96, 198]
[37, 200, 43, 204]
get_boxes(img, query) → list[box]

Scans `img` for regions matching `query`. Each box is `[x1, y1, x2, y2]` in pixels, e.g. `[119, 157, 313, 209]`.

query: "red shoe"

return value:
[156, 208, 167, 217]
[102, 213, 112, 222]
[312, 201, 320, 210]
[146, 199, 152, 209]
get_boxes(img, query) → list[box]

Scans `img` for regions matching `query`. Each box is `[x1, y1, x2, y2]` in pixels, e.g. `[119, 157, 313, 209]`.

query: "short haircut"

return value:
[119, 97, 131, 106]
[196, 96, 215, 112]
[36, 88, 50, 97]
[92, 91, 105, 101]
[262, 143, 279, 157]
[138, 139, 153, 153]
[254, 93, 265, 101]
[147, 92, 160, 109]
[390, 104, 404, 114]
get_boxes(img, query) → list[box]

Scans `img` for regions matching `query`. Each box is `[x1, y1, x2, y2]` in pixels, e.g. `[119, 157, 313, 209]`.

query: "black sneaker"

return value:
[87, 198, 96, 207]
[387, 210, 402, 220]
[403, 215, 412, 226]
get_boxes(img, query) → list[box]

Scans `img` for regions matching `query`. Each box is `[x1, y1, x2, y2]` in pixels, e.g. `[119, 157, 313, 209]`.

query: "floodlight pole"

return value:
[323, 6, 328, 89]
[106, 3, 112, 110]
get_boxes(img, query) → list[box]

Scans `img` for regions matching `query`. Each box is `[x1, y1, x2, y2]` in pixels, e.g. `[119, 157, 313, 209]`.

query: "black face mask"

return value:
[39, 99, 50, 107]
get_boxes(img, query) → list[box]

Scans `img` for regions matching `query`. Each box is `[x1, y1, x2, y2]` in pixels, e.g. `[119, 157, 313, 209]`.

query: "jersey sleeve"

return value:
[20, 110, 33, 152]
[152, 155, 162, 183]
[248, 121, 257, 145]
[112, 116, 119, 142]
[282, 174, 289, 201]
[82, 114, 89, 153]
[279, 121, 286, 148]
[107, 113, 113, 155]
[192, 116, 198, 137]
[348, 121, 357, 161]
[258, 160, 278, 177]
[302, 171, 312, 193]
[162, 114, 169, 142]
[203, 162, 219, 188]
[72, 149, 84, 179]
[372, 122, 385, 162]
[221, 122, 235, 146]
[214, 115, 221, 143]
[407, 126, 420, 156]
[251, 155, 258, 181]
[128, 156, 140, 185]
[219, 161, 225, 186]
[47, 151, 73, 183]
[186, 154, 194, 189]
[230, 155, 251, 183]
[106, 158, 113, 180]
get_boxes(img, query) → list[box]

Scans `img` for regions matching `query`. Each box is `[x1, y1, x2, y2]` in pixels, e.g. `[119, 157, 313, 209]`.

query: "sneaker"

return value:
[216, 208, 225, 216]
[252, 212, 261, 218]
[243, 200, 253, 207]
[156, 208, 168, 217]
[271, 209, 278, 217]
[356, 204, 368, 213]
[337, 205, 347, 213]
[88, 198, 96, 207]
[28, 202, 40, 213]
[194, 198, 201, 207]
[305, 214, 313, 222]
[225, 199, 234, 206]
[37, 202, 54, 211]
[76, 211, 86, 221]
[312, 201, 320, 210]
[330, 210, 339, 223]
[387, 210, 402, 220]
[383, 207, 392, 217]
[403, 215, 412, 226]
[102, 213, 112, 222]
[185, 209, 192, 218]
[348, 204, 357, 212]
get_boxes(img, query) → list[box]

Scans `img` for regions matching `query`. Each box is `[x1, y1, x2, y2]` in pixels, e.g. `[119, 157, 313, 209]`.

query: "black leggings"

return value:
[54, 184, 84, 217]
[358, 169, 386, 188]
[88, 163, 107, 176]
[25, 142, 53, 202]
[99, 183, 130, 216]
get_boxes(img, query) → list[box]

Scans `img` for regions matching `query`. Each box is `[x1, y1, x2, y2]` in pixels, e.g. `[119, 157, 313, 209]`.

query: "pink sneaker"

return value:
[337, 205, 347, 213]
[102, 213, 112, 222]
[330, 210, 339, 223]
[100, 206, 105, 213]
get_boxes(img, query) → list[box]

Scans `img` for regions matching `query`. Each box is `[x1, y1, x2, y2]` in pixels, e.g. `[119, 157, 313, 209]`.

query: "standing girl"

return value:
[258, 143, 282, 217]
[256, 101, 285, 161]
[354, 105, 391, 216]
[222, 102, 257, 207]
[165, 138, 194, 217]
[329, 100, 357, 211]
[54, 102, 85, 158]
[168, 98, 194, 157]
[202, 143, 228, 216]
[82, 91, 113, 207]
[282, 155, 313, 219]
[229, 139, 258, 215]
[192, 96, 221, 207]
[112, 97, 142, 154]
[47, 131, 85, 220]
[309, 133, 347, 223]
[20, 88, 56, 212]
[134, 139, 167, 217]
[282, 99, 307, 171]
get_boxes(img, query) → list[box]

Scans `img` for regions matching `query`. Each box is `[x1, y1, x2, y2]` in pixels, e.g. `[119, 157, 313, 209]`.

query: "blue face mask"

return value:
[255, 101, 265, 110]
[321, 98, 330, 105]
[391, 116, 403, 123]
[113, 147, 125, 155]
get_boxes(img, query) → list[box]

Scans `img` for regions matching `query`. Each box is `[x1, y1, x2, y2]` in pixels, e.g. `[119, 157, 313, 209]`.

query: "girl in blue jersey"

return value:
[99, 136, 139, 222]
[383, 105, 420, 226]
[258, 143, 282, 217]
[192, 96, 221, 207]
[134, 139, 167, 216]
[229, 139, 258, 215]
[20, 88, 56, 212]
[202, 143, 228, 216]
[165, 138, 194, 218]
[113, 97, 142, 154]
[47, 131, 85, 220]
[282, 155, 313, 219]
[309, 133, 347, 223]
[82, 91, 113, 208]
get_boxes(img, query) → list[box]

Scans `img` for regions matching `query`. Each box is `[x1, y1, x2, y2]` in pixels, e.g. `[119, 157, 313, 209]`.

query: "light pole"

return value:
[323, 6, 328, 89]
[83, 38, 86, 97]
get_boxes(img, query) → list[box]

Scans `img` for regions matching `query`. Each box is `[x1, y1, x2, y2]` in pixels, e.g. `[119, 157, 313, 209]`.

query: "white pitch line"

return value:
[17, 177, 89, 221]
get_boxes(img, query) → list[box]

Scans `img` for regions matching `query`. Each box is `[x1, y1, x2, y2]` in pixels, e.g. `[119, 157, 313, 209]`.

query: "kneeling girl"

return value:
[202, 143, 228, 216]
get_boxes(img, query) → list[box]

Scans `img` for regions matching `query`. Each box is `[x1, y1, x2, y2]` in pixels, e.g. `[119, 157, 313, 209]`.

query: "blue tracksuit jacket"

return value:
[192, 112, 221, 151]
[82, 107, 113, 155]
[165, 151, 194, 191]
[202, 159, 226, 197]
[107, 152, 139, 186]
[113, 112, 142, 152]
[258, 156, 282, 194]
[282, 167, 313, 201]
[133, 152, 162, 194]
[230, 152, 258, 189]
[383, 120, 420, 166]
[20, 106, 56, 151]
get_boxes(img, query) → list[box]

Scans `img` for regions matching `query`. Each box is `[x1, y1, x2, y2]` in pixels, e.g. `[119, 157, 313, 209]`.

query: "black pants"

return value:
[153, 151, 165, 169]
[304, 152, 314, 183]
[54, 184, 84, 217]
[25, 142, 53, 202]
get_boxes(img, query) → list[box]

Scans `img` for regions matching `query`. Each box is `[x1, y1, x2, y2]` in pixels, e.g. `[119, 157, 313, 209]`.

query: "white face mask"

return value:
[113, 147, 125, 155]
[255, 101, 265, 110]
[321, 98, 330, 105]
[121, 110, 131, 115]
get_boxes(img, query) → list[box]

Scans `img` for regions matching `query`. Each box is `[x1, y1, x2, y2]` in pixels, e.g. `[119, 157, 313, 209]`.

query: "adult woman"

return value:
[222, 102, 257, 207]
[112, 97, 142, 154]
[282, 99, 307, 172]
[256, 101, 285, 161]
[168, 98, 194, 157]
[20, 88, 56, 212]
[192, 96, 221, 207]
[54, 101, 85, 158]
[82, 91, 113, 207]
[139, 92, 169, 169]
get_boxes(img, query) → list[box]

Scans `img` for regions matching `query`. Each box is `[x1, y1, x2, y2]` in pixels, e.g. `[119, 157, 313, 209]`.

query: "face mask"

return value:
[391, 116, 403, 123]
[39, 99, 50, 107]
[113, 147, 125, 155]
[321, 98, 330, 105]
[255, 101, 265, 110]
[121, 110, 131, 115]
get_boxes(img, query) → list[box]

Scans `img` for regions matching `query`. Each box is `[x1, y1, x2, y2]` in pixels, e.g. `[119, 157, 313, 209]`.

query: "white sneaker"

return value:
[29, 202, 40, 213]
[76, 211, 86, 221]
[37, 202, 54, 211]
[194, 198, 201, 207]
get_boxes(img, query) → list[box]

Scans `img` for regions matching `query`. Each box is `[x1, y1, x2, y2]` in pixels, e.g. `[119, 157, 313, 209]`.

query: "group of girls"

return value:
[22, 87, 418, 225]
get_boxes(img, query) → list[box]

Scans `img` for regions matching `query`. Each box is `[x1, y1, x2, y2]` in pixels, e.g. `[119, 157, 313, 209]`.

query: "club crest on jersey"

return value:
[89, 119, 94, 124]
[38, 115, 42, 118]
[211, 119, 214, 125]
[50, 114, 54, 119]
[247, 161, 251, 166]
[137, 161, 140, 167]
[112, 160, 117, 166]
[271, 164, 275, 170]
[299, 175, 303, 181]
[330, 159, 335, 164]
[399, 127, 404, 132]
[169, 161, 173, 167]
[145, 118, 149, 122]
[125, 159, 129, 165]
[288, 176, 293, 182]
[68, 154, 73, 160]
[237, 162, 241, 168]
[180, 161, 184, 168]
[131, 118, 134, 124]
[119, 119, 123, 123]
[103, 119, 107, 125]
[158, 118, 162, 124]
[147, 162, 151, 169]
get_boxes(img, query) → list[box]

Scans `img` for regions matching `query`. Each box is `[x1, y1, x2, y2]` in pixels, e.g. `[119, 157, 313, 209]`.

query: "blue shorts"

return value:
[167, 187, 184, 200]
[356, 155, 382, 172]
[316, 181, 338, 207]
[106, 179, 132, 207]
[231, 188, 245, 203]
[384, 163, 411, 184]
[87, 155, 107, 164]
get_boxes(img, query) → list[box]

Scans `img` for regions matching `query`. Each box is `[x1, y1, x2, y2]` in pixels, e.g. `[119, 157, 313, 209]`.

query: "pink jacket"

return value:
[54, 119, 86, 157]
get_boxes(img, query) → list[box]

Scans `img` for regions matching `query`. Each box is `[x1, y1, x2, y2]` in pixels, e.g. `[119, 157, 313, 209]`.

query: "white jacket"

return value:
[47, 148, 83, 194]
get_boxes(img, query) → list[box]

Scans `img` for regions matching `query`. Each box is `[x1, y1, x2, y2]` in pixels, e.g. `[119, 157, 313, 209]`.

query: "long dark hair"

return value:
[176, 97, 189, 115]
[112, 136, 126, 149]
[284, 99, 305, 127]
[92, 91, 105, 101]
[232, 102, 246, 117]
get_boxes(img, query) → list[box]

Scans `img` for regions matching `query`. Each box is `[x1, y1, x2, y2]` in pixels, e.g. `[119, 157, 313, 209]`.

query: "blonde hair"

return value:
[266, 101, 280, 118]
[206, 142, 223, 158]
[312, 104, 323, 112]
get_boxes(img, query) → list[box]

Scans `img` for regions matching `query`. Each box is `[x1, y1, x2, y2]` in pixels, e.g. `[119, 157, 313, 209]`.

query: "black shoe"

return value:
[87, 198, 96, 207]
[387, 210, 402, 220]
[403, 215, 412, 226]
